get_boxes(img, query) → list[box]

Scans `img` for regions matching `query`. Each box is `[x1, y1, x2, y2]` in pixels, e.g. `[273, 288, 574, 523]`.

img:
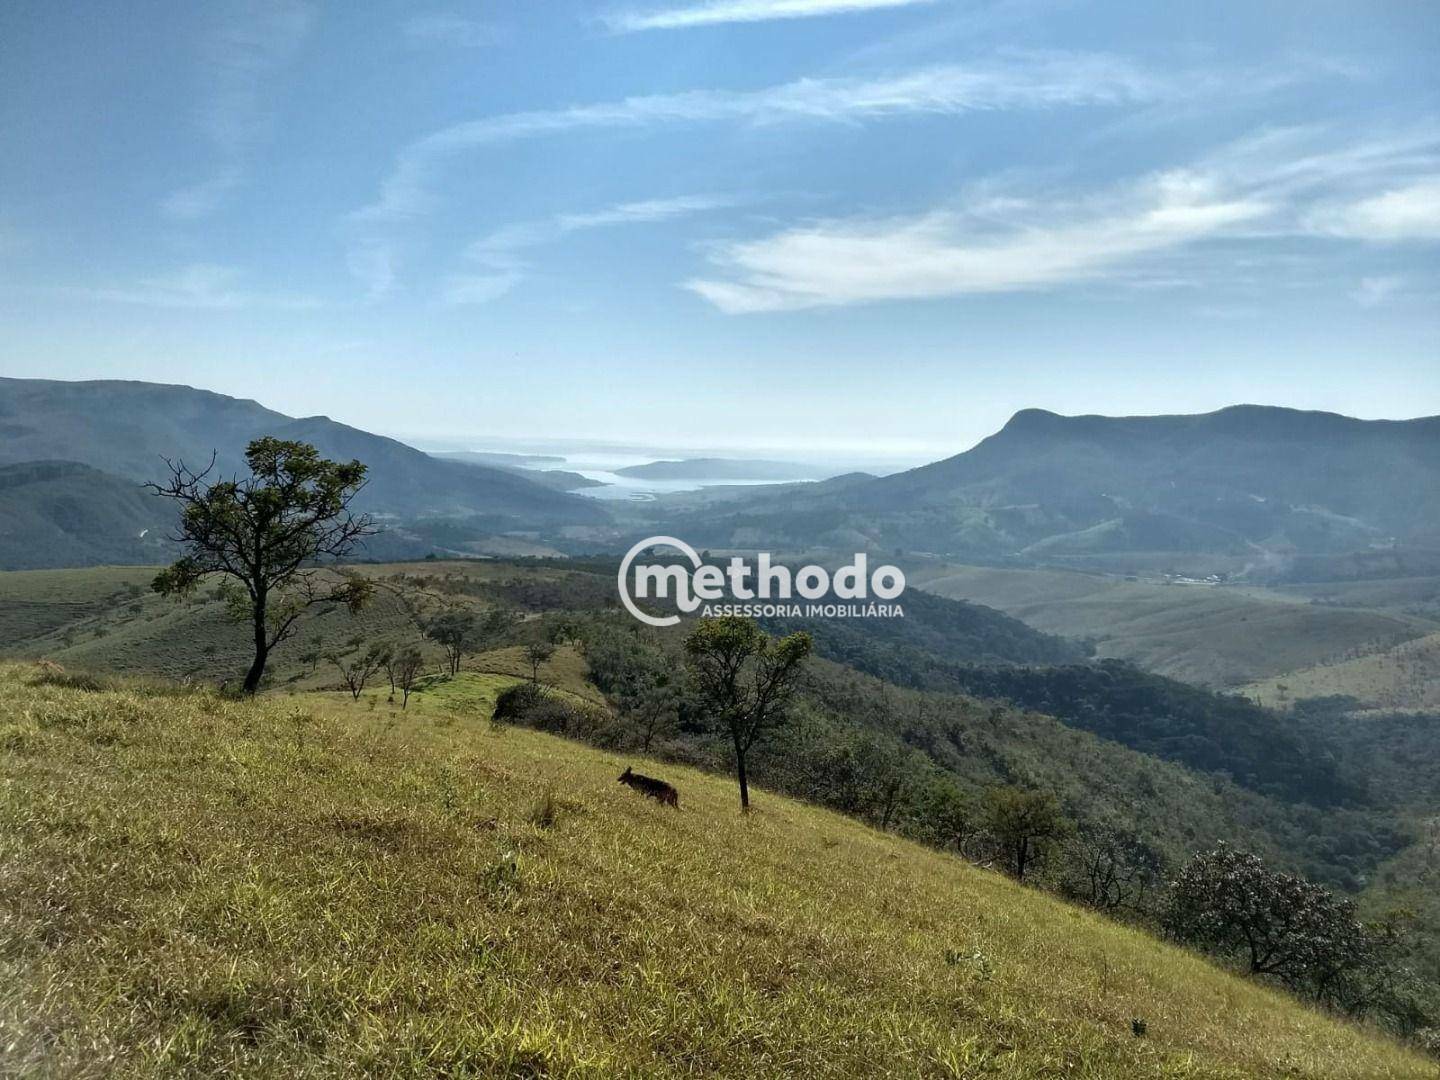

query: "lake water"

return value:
[499, 450, 813, 502]
[570, 471, 795, 501]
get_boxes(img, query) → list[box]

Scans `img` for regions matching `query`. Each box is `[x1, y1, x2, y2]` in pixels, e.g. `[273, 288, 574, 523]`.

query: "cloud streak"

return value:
[687, 176, 1270, 311]
[608, 0, 935, 32]
[162, 0, 316, 220]
[354, 54, 1165, 224]
[686, 129, 1440, 312]
[455, 194, 739, 301]
[79, 264, 319, 310]
[470, 194, 740, 266]
[1306, 177, 1440, 242]
[441, 272, 522, 306]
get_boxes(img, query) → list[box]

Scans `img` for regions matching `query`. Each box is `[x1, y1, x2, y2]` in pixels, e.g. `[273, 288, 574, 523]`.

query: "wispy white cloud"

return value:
[163, 0, 316, 220]
[1199, 127, 1440, 202]
[80, 264, 318, 310]
[403, 13, 501, 47]
[1306, 177, 1440, 241]
[470, 194, 739, 267]
[687, 174, 1270, 312]
[162, 168, 246, 221]
[441, 272, 522, 305]
[608, 0, 935, 32]
[353, 54, 1165, 224]
[686, 129, 1440, 312]
[555, 193, 740, 230]
[458, 194, 739, 301]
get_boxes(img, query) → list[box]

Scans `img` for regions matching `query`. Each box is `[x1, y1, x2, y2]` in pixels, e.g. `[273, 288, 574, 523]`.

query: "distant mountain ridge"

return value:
[655, 405, 1440, 560]
[615, 457, 822, 481]
[0, 377, 606, 525]
[5, 382, 1435, 568]
[431, 451, 604, 491]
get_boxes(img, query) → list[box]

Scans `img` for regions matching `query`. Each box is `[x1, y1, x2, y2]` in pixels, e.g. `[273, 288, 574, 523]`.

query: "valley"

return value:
[1, 382, 1437, 1073]
[9, 5, 1437, 1071]
[4, 556, 1438, 1008]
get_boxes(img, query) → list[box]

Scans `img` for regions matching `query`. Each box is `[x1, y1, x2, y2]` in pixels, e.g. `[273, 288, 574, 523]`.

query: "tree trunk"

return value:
[733, 732, 751, 811]
[243, 597, 269, 695]
[880, 781, 901, 830]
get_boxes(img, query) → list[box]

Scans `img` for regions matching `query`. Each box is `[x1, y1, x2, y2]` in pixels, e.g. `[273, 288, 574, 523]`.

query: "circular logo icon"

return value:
[617, 535, 702, 627]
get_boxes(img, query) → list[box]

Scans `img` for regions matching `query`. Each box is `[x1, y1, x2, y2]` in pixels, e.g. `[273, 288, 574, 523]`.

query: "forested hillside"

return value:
[0, 462, 172, 569]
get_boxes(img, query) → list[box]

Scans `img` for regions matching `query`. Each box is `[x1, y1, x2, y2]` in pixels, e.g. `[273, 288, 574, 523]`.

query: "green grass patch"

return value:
[408, 669, 527, 714]
[0, 662, 1431, 1078]
[911, 562, 1437, 688]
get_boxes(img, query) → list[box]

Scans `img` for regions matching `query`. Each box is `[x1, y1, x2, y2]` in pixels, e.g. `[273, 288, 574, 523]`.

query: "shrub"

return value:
[1163, 844, 1369, 987]
[492, 682, 621, 745]
[493, 681, 547, 723]
[1160, 843, 1436, 1037]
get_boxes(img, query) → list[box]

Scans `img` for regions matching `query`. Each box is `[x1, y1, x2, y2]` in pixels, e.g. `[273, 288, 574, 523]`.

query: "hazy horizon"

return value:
[5, 370, 1439, 476]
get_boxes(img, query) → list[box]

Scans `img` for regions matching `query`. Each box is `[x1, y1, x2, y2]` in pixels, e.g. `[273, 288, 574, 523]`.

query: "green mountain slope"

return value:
[870, 405, 1440, 548]
[3, 560, 1435, 1007]
[0, 377, 606, 525]
[909, 562, 1437, 688]
[0, 461, 173, 570]
[0, 665, 1428, 1078]
[655, 405, 1440, 560]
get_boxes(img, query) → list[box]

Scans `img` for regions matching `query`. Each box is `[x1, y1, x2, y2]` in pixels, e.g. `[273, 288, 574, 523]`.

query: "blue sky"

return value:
[1, 1, 1436, 464]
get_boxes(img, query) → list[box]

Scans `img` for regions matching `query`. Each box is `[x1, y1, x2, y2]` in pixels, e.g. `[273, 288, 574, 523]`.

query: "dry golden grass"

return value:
[1245, 631, 1440, 712]
[911, 563, 1432, 688]
[467, 645, 608, 706]
[0, 663, 1433, 1078]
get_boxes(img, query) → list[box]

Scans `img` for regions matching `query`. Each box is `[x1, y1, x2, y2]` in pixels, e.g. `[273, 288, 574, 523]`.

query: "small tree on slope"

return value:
[150, 438, 375, 694]
[684, 616, 811, 812]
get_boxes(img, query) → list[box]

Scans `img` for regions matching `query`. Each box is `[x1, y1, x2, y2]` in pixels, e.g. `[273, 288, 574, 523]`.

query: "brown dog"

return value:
[618, 766, 679, 808]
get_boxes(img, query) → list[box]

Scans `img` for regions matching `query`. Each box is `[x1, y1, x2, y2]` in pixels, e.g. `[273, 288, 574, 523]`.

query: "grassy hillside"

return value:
[0, 560, 1083, 689]
[909, 562, 1436, 688]
[0, 561, 1414, 891]
[0, 664, 1431, 1078]
[0, 565, 423, 688]
[1244, 632, 1440, 712]
[4, 560, 1432, 982]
